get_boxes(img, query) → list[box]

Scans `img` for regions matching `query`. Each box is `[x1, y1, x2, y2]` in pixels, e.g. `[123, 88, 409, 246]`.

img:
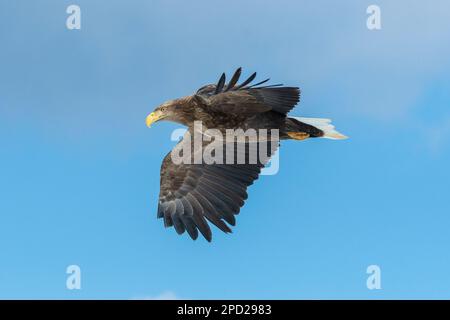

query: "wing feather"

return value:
[215, 73, 226, 94]
[196, 68, 300, 115]
[224, 67, 241, 92]
[157, 135, 278, 241]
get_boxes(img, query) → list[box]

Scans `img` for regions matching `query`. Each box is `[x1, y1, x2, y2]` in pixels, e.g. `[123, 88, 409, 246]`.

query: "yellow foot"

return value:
[287, 132, 310, 140]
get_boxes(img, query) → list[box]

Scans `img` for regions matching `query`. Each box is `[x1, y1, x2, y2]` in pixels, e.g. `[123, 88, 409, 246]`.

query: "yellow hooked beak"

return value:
[146, 110, 163, 128]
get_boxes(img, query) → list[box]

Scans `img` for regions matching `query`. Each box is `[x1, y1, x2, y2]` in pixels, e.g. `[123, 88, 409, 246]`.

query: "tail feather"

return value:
[291, 117, 348, 140]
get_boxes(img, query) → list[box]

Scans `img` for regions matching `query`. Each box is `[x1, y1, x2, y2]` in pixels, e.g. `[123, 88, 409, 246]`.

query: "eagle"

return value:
[146, 68, 347, 242]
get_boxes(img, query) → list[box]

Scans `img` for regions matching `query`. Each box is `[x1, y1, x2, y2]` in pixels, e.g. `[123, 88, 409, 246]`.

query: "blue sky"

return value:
[1, 0, 450, 299]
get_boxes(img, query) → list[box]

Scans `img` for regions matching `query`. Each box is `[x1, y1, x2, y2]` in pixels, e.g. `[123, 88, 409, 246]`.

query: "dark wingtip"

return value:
[225, 67, 242, 92]
[248, 78, 270, 88]
[236, 72, 257, 89]
[215, 73, 226, 94]
[198, 226, 213, 242]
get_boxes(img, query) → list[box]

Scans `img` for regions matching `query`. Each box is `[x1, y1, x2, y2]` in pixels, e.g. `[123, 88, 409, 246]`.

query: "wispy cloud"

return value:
[3, 0, 450, 141]
[425, 117, 450, 153]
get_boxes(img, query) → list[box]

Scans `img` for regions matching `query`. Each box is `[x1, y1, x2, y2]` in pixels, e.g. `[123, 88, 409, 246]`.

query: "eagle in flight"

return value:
[146, 68, 347, 242]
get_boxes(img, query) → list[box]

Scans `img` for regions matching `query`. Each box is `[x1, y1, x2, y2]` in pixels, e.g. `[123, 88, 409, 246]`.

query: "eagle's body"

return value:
[146, 68, 347, 241]
[171, 100, 284, 136]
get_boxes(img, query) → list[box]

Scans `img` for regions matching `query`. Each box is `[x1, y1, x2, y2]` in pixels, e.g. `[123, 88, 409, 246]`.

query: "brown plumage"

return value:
[146, 68, 347, 241]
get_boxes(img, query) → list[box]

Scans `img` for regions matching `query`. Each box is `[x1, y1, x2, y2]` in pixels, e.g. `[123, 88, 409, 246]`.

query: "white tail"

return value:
[293, 117, 348, 140]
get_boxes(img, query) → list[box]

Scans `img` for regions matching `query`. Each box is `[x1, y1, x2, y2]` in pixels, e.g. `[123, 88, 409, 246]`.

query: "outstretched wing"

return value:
[157, 131, 278, 241]
[196, 67, 300, 116]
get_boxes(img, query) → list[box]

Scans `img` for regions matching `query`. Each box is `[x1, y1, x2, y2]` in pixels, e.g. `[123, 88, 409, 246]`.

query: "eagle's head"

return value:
[146, 103, 169, 127]
[146, 98, 187, 127]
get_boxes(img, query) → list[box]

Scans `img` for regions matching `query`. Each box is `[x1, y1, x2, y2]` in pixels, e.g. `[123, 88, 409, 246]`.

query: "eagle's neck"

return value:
[166, 96, 202, 127]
